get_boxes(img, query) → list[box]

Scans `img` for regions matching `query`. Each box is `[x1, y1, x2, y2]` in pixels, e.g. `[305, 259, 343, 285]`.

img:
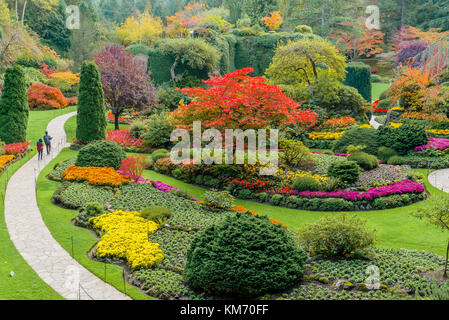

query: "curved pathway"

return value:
[4, 112, 130, 300]
[428, 169, 449, 193]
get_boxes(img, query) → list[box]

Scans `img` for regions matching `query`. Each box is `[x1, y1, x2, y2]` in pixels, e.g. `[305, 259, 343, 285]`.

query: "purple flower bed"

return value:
[291, 179, 424, 201]
[414, 137, 449, 151]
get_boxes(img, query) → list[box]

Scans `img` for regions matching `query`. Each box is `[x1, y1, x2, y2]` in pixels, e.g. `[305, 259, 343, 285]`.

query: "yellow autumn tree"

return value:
[118, 11, 163, 46]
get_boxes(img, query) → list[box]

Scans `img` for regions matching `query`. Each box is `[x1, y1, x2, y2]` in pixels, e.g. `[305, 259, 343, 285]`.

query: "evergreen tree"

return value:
[76, 61, 107, 142]
[244, 0, 280, 26]
[0, 65, 28, 144]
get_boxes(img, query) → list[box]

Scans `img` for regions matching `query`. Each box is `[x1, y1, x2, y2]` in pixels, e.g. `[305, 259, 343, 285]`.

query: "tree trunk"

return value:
[170, 55, 180, 83]
[114, 113, 120, 130]
[444, 239, 449, 278]
[21, 0, 27, 22]
[401, 0, 406, 26]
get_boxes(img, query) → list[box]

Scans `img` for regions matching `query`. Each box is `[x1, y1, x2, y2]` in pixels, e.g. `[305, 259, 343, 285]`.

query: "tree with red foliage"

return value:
[93, 44, 157, 130]
[28, 83, 69, 110]
[170, 68, 317, 130]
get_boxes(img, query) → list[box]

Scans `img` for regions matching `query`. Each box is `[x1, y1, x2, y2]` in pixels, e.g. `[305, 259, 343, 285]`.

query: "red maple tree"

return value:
[170, 68, 317, 130]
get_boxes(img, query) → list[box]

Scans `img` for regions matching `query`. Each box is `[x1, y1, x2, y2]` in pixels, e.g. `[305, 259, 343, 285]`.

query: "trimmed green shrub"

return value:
[0, 65, 29, 143]
[297, 214, 376, 259]
[204, 190, 234, 211]
[75, 140, 126, 170]
[142, 112, 174, 148]
[328, 160, 360, 184]
[185, 212, 307, 297]
[151, 151, 169, 163]
[377, 123, 428, 155]
[76, 61, 107, 142]
[348, 151, 379, 170]
[141, 205, 173, 222]
[292, 176, 321, 191]
[294, 25, 313, 33]
[344, 62, 372, 101]
[377, 147, 397, 163]
[237, 189, 252, 199]
[333, 127, 379, 155]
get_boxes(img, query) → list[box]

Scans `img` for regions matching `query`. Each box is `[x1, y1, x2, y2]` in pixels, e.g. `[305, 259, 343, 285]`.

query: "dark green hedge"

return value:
[76, 140, 126, 170]
[344, 62, 372, 102]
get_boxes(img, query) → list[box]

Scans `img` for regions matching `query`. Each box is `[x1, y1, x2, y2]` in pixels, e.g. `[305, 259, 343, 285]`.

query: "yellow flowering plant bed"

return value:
[389, 122, 403, 128]
[308, 131, 344, 140]
[89, 210, 163, 269]
[359, 124, 373, 129]
[274, 168, 328, 186]
[0, 154, 15, 170]
[62, 165, 130, 186]
[427, 129, 449, 135]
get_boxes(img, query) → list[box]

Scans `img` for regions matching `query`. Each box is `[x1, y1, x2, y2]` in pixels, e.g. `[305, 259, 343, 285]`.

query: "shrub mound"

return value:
[184, 212, 307, 297]
[141, 206, 172, 221]
[327, 160, 360, 183]
[75, 140, 126, 170]
[297, 214, 376, 259]
[333, 127, 379, 155]
[347, 151, 379, 170]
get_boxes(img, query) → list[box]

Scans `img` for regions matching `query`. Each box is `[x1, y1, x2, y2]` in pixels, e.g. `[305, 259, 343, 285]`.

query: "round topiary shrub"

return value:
[292, 176, 321, 191]
[333, 127, 380, 155]
[327, 160, 360, 184]
[297, 214, 376, 259]
[377, 147, 397, 163]
[347, 151, 379, 170]
[141, 205, 172, 221]
[75, 140, 126, 170]
[184, 212, 307, 297]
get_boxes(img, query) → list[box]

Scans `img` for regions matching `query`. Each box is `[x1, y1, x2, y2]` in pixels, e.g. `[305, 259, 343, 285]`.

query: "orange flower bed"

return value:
[62, 165, 130, 186]
[231, 205, 287, 228]
[0, 154, 15, 170]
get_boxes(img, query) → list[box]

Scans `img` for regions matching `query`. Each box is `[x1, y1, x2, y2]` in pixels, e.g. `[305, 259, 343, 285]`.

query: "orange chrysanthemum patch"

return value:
[0, 154, 15, 170]
[62, 165, 130, 186]
[231, 205, 287, 228]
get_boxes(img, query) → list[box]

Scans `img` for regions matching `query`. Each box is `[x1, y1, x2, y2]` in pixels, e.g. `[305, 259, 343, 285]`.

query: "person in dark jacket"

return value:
[37, 139, 44, 160]
[43, 131, 52, 155]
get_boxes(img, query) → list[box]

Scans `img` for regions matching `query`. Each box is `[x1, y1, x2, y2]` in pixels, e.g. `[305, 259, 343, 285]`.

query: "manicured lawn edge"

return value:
[143, 169, 449, 257]
[0, 107, 76, 300]
[36, 148, 153, 300]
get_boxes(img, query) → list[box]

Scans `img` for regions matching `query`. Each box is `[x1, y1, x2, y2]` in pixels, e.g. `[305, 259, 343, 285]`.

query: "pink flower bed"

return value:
[3, 141, 29, 155]
[291, 179, 424, 201]
[107, 129, 144, 148]
[149, 180, 198, 201]
[414, 137, 449, 151]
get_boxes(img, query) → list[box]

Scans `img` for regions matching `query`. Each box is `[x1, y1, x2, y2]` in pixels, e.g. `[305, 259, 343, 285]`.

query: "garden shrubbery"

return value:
[377, 123, 428, 155]
[348, 152, 379, 170]
[184, 212, 307, 297]
[75, 140, 126, 170]
[297, 214, 376, 259]
[327, 160, 360, 184]
[333, 127, 379, 155]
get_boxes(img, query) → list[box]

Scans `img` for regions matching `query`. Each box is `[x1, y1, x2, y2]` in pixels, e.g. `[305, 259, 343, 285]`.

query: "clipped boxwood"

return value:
[344, 61, 372, 102]
[184, 212, 307, 297]
[327, 160, 360, 184]
[292, 176, 321, 191]
[347, 151, 379, 170]
[333, 127, 380, 155]
[377, 147, 397, 164]
[75, 140, 126, 170]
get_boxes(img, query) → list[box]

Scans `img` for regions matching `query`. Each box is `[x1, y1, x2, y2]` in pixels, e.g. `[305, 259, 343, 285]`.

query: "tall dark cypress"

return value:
[76, 61, 107, 142]
[0, 65, 29, 144]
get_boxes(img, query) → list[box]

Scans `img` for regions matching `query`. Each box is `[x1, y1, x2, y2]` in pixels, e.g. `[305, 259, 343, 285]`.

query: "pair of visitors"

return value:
[37, 131, 52, 160]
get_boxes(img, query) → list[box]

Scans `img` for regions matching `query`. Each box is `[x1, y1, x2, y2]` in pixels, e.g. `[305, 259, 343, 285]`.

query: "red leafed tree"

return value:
[93, 45, 157, 130]
[170, 68, 318, 130]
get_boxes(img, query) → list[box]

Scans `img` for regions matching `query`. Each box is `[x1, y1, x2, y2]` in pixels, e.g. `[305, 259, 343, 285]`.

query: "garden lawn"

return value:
[372, 82, 390, 101]
[0, 106, 76, 300]
[143, 169, 449, 257]
[64, 115, 129, 143]
[36, 148, 152, 300]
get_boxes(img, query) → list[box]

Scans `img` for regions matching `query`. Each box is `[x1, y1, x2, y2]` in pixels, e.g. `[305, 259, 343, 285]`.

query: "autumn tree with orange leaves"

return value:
[170, 68, 318, 131]
[261, 11, 283, 31]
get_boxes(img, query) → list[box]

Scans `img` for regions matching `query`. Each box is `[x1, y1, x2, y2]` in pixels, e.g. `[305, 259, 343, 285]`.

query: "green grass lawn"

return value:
[143, 169, 449, 257]
[0, 106, 76, 300]
[36, 148, 151, 300]
[372, 82, 390, 101]
[64, 115, 129, 143]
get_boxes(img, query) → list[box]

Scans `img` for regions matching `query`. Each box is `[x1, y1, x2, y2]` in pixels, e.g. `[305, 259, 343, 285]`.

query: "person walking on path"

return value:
[37, 139, 44, 160]
[43, 131, 52, 155]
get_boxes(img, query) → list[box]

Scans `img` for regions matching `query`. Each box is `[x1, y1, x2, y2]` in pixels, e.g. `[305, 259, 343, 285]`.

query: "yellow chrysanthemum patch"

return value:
[274, 168, 328, 186]
[389, 122, 403, 128]
[427, 129, 449, 135]
[359, 124, 373, 129]
[0, 154, 15, 169]
[391, 107, 404, 111]
[89, 210, 163, 269]
[308, 131, 344, 140]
